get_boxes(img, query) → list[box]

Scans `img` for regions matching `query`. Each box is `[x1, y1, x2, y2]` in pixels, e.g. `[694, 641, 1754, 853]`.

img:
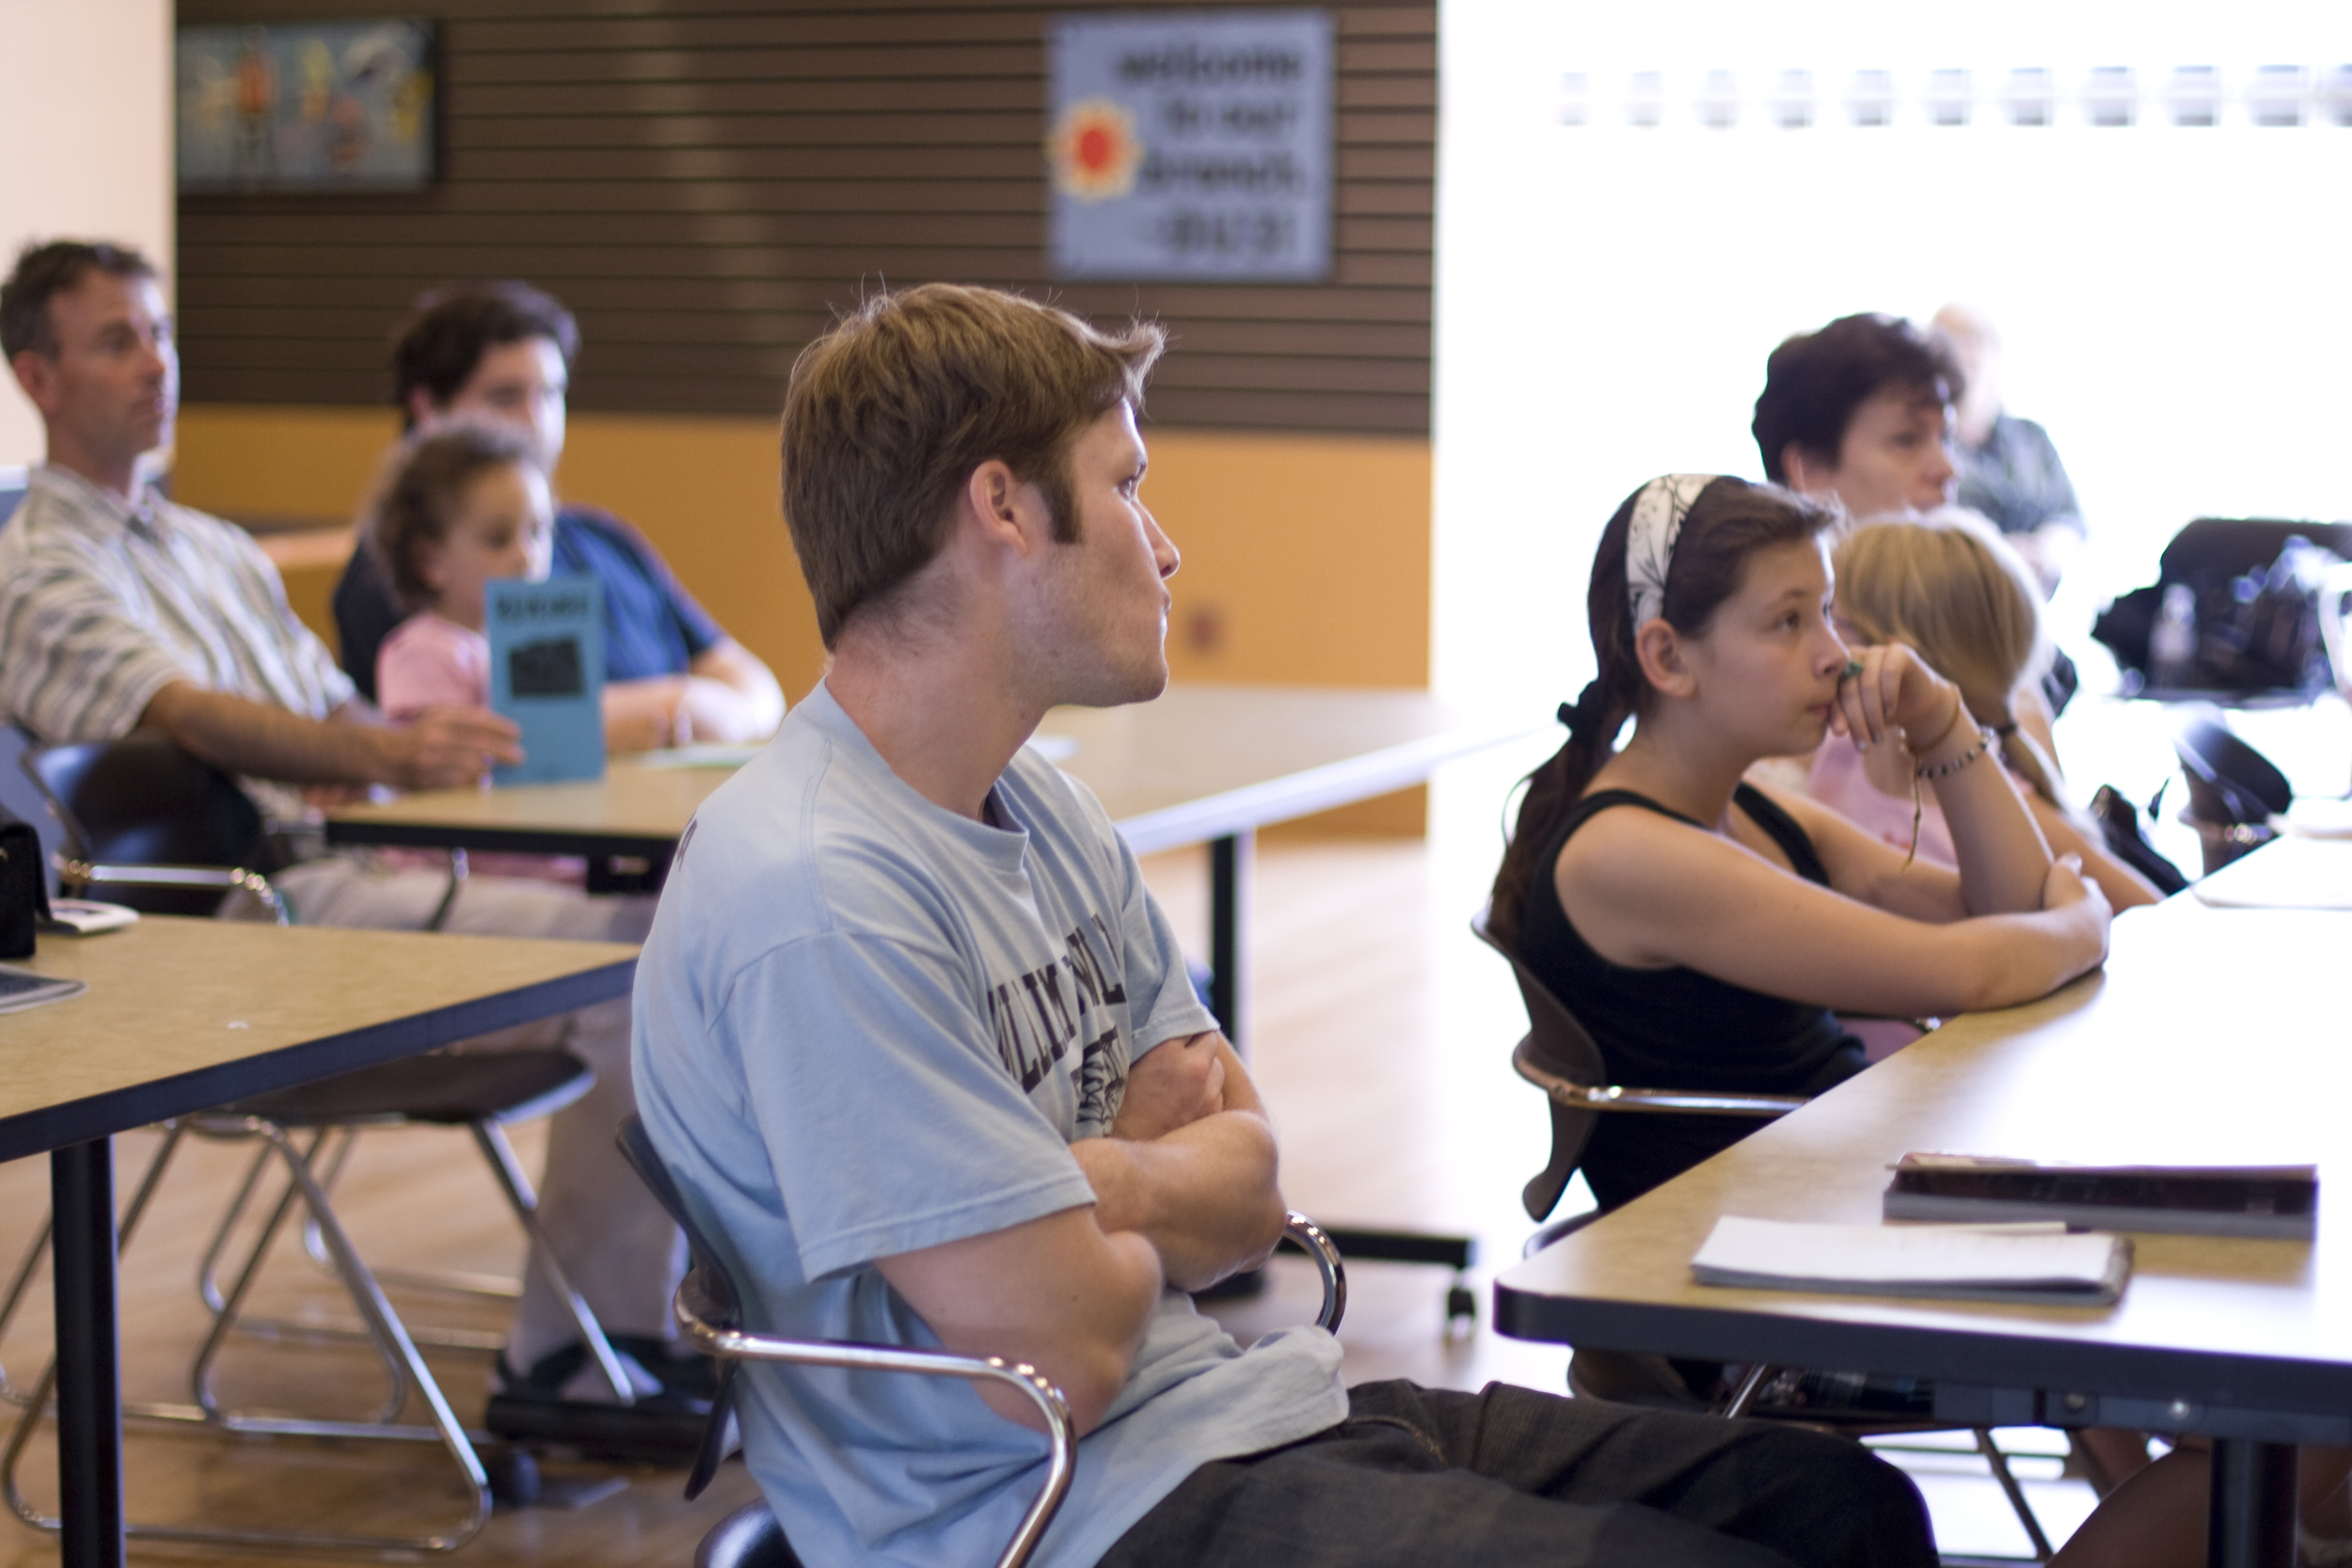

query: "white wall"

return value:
[1434, 0, 2352, 712]
[0, 0, 174, 470]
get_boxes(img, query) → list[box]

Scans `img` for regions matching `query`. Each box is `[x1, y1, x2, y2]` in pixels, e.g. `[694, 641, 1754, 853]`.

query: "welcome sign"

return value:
[1047, 10, 1333, 281]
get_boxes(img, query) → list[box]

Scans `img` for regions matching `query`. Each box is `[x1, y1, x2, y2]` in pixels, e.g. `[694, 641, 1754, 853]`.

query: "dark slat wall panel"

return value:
[176, 0, 1437, 434]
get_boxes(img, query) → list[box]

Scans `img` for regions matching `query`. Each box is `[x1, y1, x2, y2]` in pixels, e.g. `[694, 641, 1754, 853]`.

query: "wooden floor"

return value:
[0, 742, 1576, 1565]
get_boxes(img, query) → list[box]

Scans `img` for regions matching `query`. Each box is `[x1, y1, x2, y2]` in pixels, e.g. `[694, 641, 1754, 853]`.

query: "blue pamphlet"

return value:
[487, 576, 605, 785]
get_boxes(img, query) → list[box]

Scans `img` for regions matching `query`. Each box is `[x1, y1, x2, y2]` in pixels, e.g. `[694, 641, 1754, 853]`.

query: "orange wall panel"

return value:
[172, 405, 1431, 832]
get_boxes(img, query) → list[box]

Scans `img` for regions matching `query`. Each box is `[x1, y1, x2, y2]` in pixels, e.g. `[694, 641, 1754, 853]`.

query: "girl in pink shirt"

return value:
[365, 420, 576, 881]
[1807, 515, 2158, 911]
[368, 419, 553, 717]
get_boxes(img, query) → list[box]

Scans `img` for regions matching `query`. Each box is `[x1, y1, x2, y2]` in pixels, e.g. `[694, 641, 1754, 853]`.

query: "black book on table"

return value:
[1882, 1153, 2318, 1241]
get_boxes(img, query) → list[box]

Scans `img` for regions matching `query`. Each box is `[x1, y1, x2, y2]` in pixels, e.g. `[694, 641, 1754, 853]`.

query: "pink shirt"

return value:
[378, 611, 489, 720]
[374, 611, 582, 886]
[1805, 739, 1960, 869]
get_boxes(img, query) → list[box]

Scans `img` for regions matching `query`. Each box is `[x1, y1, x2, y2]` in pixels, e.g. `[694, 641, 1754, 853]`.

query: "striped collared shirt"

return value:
[0, 464, 355, 751]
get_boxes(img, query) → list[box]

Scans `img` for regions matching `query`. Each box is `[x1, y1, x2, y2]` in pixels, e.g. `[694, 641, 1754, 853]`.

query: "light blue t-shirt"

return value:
[632, 682, 1348, 1568]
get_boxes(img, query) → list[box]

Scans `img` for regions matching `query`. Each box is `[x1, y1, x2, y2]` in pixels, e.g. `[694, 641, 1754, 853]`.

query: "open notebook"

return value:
[1691, 1215, 2133, 1306]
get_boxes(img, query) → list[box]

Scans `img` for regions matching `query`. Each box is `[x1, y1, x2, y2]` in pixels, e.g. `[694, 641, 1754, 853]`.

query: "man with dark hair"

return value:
[631, 282, 1938, 1568]
[335, 280, 784, 748]
[0, 239, 703, 1440]
[1751, 312, 1962, 518]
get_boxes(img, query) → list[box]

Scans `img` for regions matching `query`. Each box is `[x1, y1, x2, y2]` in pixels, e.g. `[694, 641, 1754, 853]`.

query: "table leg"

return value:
[50, 1138, 122, 1568]
[1208, 831, 1254, 1055]
[2208, 1437, 2296, 1568]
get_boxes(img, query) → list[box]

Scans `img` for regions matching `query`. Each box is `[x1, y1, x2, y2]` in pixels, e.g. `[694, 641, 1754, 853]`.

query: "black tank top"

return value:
[1517, 783, 1867, 1209]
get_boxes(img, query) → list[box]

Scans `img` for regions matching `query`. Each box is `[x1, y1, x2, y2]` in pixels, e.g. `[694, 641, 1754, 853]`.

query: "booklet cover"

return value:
[487, 576, 605, 785]
[1691, 1215, 2133, 1306]
[1883, 1153, 2318, 1241]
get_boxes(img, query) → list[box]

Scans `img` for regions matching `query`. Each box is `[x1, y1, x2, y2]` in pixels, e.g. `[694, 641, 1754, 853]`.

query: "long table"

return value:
[328, 683, 1533, 1052]
[0, 918, 639, 1568]
[1493, 890, 2350, 1565]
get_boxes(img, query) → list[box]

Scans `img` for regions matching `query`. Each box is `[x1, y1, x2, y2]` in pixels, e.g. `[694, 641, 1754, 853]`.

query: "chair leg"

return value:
[2, 1124, 492, 1551]
[193, 1124, 408, 1426]
[326, 1124, 523, 1305]
[1976, 1427, 2056, 1561]
[295, 1124, 362, 1272]
[195, 1135, 282, 1314]
[469, 1120, 637, 1403]
[1, 1125, 186, 1528]
[423, 848, 469, 934]
[1720, 1362, 1772, 1418]
[0, 1221, 51, 1412]
[0, 1125, 185, 1408]
[215, 1126, 516, 1351]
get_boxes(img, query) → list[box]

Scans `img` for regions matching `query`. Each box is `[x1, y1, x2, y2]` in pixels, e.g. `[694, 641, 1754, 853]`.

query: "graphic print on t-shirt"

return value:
[986, 913, 1132, 1137]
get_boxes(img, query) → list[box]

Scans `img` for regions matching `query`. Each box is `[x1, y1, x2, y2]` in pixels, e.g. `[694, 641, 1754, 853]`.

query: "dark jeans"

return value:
[1096, 1381, 1935, 1568]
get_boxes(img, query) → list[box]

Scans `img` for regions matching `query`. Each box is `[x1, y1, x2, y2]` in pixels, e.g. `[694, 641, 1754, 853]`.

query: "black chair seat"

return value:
[694, 1500, 799, 1568]
[218, 1050, 591, 1127]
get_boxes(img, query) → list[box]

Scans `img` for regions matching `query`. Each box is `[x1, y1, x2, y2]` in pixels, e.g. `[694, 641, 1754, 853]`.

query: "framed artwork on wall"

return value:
[177, 20, 435, 192]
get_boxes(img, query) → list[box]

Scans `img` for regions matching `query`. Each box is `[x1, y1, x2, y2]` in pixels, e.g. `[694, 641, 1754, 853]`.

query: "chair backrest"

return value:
[0, 728, 63, 897]
[22, 734, 274, 915]
[2088, 784, 2191, 898]
[2173, 707, 2292, 826]
[1468, 906, 1609, 1083]
[615, 1114, 745, 1501]
[1469, 907, 1606, 1223]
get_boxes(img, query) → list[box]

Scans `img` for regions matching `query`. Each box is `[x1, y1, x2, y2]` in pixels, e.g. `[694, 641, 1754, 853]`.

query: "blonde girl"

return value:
[1812, 515, 2159, 910]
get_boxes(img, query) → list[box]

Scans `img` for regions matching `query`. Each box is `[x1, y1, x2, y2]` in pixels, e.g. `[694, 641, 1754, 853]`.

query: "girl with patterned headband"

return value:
[1487, 473, 2110, 1212]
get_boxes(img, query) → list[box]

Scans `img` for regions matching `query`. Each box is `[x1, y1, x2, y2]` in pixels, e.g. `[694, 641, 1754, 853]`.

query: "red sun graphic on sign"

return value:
[1048, 97, 1144, 202]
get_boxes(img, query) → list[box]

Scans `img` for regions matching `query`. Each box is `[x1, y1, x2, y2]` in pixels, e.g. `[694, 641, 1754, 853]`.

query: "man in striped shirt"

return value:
[0, 238, 707, 1436]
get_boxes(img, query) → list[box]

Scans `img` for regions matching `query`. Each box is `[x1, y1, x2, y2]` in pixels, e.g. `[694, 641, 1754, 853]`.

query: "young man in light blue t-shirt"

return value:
[630, 284, 1938, 1568]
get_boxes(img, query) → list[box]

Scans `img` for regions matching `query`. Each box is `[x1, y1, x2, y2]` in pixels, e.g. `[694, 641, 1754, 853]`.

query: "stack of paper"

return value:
[1690, 1215, 2132, 1305]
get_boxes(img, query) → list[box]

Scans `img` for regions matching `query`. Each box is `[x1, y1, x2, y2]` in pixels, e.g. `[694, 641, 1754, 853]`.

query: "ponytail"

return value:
[1488, 679, 1634, 948]
[1992, 716, 2072, 816]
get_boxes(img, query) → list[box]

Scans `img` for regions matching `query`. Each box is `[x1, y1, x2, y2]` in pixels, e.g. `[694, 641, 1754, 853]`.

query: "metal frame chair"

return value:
[614, 1115, 1345, 1568]
[0, 734, 638, 1553]
[18, 729, 290, 921]
[2173, 706, 2293, 876]
[1470, 909, 2060, 1560]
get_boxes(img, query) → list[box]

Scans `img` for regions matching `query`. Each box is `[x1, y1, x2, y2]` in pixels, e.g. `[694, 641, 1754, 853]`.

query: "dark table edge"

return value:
[1491, 1282, 2352, 1424]
[325, 819, 679, 859]
[0, 956, 635, 1163]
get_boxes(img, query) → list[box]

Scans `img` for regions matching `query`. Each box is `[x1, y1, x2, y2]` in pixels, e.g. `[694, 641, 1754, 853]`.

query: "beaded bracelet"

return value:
[1915, 728, 1994, 781]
